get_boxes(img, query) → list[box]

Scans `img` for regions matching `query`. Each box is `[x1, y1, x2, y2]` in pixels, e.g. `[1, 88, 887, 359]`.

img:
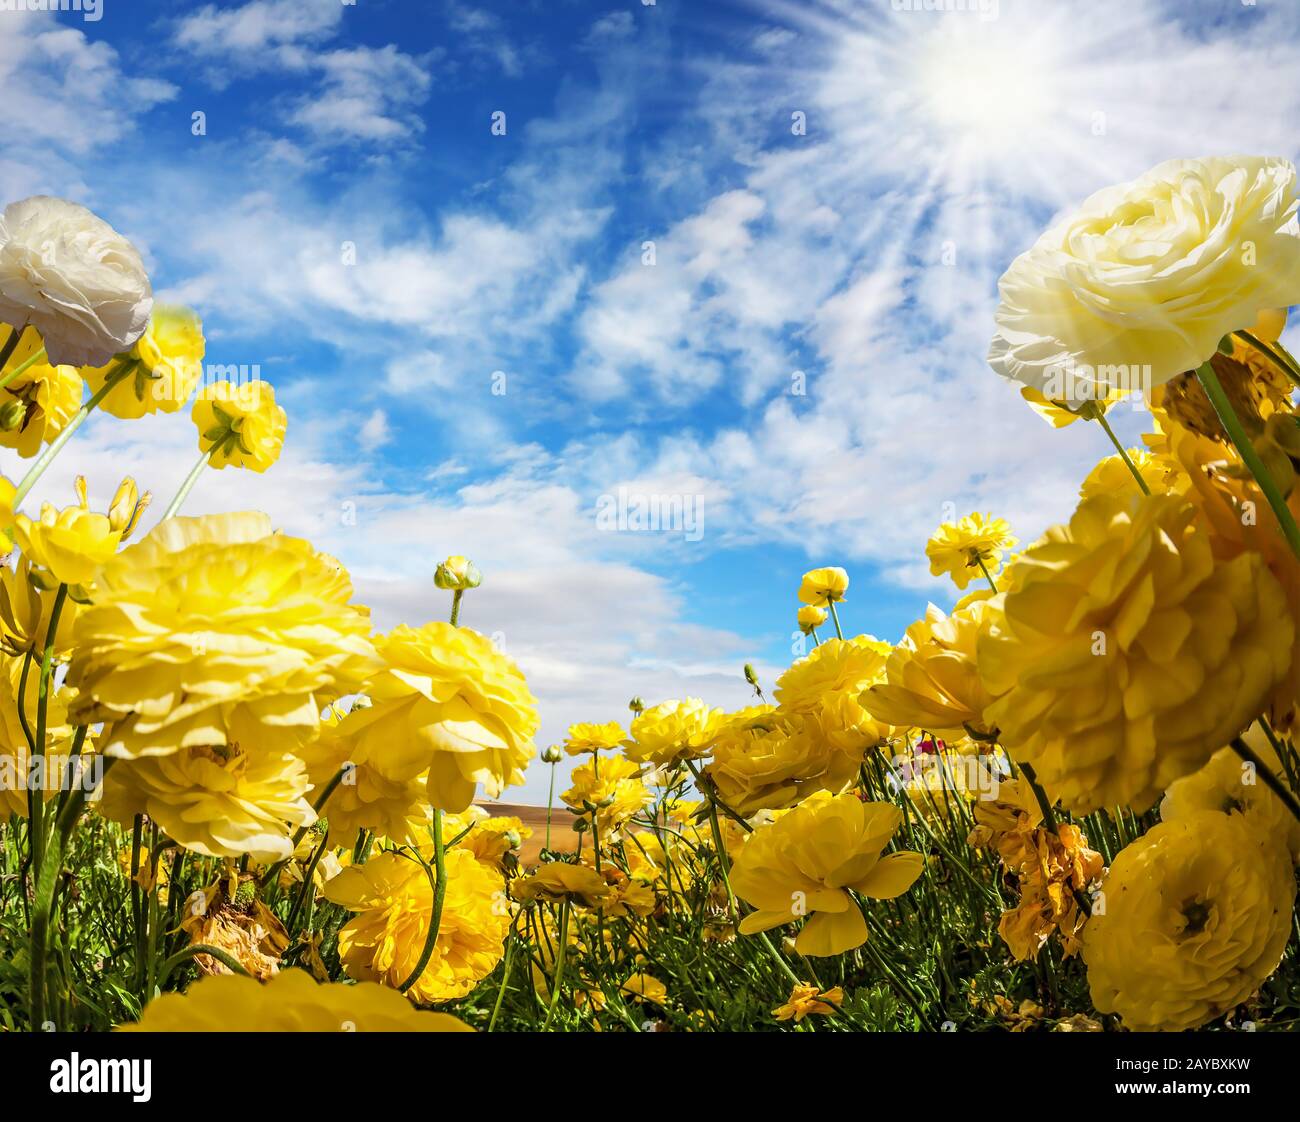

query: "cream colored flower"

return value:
[989, 157, 1300, 401]
[0, 196, 152, 367]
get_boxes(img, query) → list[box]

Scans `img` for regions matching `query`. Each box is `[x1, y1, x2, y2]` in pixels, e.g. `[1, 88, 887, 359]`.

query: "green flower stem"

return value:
[975, 556, 999, 594]
[542, 898, 570, 1030]
[1087, 407, 1150, 495]
[260, 764, 348, 890]
[1195, 360, 1300, 562]
[398, 806, 447, 993]
[25, 585, 67, 887]
[1230, 736, 1300, 828]
[10, 358, 136, 512]
[449, 588, 464, 627]
[545, 761, 555, 850]
[0, 325, 26, 372]
[160, 443, 219, 520]
[487, 932, 517, 1032]
[285, 827, 330, 939]
[155, 944, 251, 990]
[0, 344, 47, 393]
[827, 600, 844, 640]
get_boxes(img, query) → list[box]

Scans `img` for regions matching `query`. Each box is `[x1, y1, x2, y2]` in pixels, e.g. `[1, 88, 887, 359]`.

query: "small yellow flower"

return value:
[774, 635, 893, 755]
[10, 497, 120, 586]
[863, 600, 995, 740]
[324, 848, 510, 1003]
[511, 861, 612, 908]
[797, 566, 849, 606]
[561, 754, 652, 837]
[773, 982, 843, 1022]
[624, 697, 724, 768]
[563, 720, 626, 757]
[621, 972, 667, 1005]
[0, 330, 82, 458]
[1078, 448, 1166, 501]
[0, 555, 77, 657]
[925, 513, 1017, 591]
[83, 304, 205, 420]
[325, 622, 537, 813]
[192, 379, 287, 472]
[796, 605, 827, 635]
[731, 792, 924, 956]
[106, 477, 150, 540]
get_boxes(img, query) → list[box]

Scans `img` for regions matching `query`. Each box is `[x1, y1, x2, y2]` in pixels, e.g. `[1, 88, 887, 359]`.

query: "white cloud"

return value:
[0, 15, 176, 158]
[175, 0, 344, 67]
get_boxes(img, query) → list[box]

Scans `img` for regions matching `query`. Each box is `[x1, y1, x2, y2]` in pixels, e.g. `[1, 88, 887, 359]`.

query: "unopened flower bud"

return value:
[629, 696, 644, 715]
[434, 555, 482, 591]
[541, 744, 562, 765]
[108, 477, 150, 540]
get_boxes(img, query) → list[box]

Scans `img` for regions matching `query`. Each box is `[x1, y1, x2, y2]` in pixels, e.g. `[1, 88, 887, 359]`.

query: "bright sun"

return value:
[915, 29, 1059, 144]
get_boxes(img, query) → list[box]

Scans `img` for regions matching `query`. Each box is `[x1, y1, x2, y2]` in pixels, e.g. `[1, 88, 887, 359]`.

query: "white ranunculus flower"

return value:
[0, 196, 153, 368]
[988, 156, 1300, 404]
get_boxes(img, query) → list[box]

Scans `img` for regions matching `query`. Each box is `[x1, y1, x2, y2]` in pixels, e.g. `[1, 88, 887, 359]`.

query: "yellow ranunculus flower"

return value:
[563, 720, 626, 756]
[325, 622, 537, 813]
[511, 861, 612, 908]
[925, 513, 1017, 591]
[706, 707, 855, 817]
[989, 156, 1300, 401]
[98, 745, 316, 863]
[0, 331, 82, 458]
[774, 635, 892, 755]
[624, 697, 725, 768]
[773, 982, 843, 1022]
[324, 847, 509, 1003]
[731, 792, 924, 957]
[10, 499, 120, 586]
[1161, 726, 1300, 864]
[979, 492, 1294, 814]
[83, 304, 205, 420]
[1083, 811, 1295, 1032]
[298, 727, 432, 850]
[796, 605, 827, 634]
[621, 972, 667, 1005]
[117, 968, 472, 1031]
[192, 379, 287, 473]
[0, 555, 77, 657]
[797, 566, 849, 606]
[1146, 415, 1300, 733]
[1078, 448, 1166, 501]
[561, 753, 652, 837]
[863, 601, 994, 740]
[0, 652, 74, 817]
[448, 808, 531, 870]
[67, 511, 378, 759]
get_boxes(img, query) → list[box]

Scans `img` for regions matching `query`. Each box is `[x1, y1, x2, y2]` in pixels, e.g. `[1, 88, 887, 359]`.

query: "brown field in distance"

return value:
[475, 801, 580, 866]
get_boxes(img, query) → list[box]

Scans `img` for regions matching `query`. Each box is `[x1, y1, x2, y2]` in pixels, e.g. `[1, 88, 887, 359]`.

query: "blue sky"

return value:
[3, 0, 1300, 800]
